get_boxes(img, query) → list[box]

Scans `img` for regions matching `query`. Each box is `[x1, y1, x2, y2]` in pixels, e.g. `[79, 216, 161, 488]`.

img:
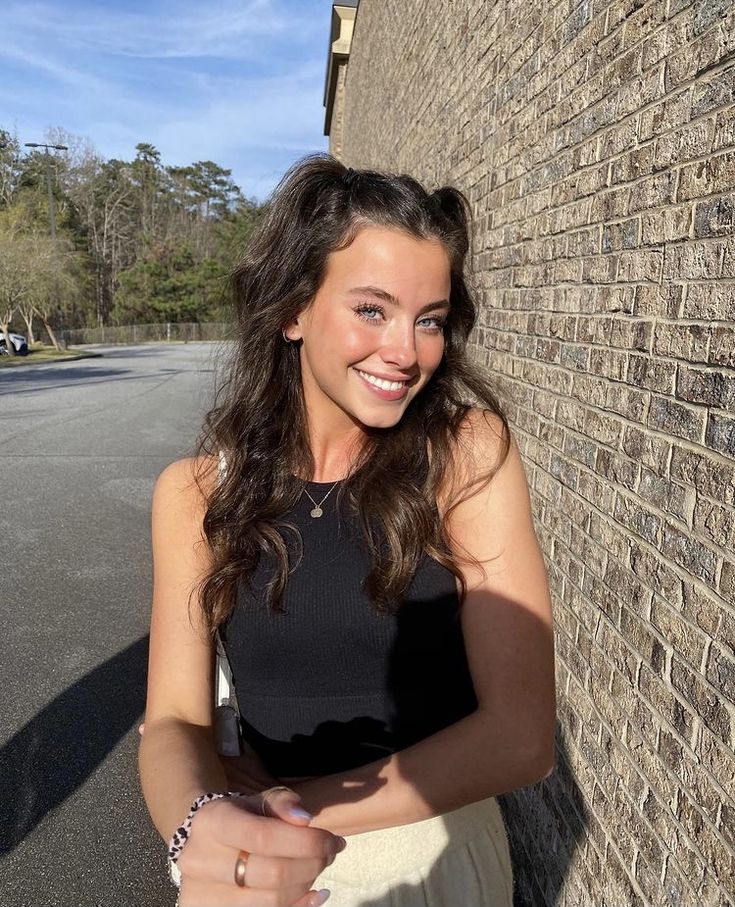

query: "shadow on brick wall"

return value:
[499, 726, 587, 906]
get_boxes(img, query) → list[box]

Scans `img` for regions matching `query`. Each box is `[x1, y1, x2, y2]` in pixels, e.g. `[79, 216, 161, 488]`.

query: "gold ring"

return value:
[234, 850, 249, 888]
[260, 785, 295, 816]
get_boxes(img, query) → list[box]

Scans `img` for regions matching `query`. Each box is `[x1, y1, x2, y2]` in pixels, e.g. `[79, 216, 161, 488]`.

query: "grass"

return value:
[0, 342, 100, 367]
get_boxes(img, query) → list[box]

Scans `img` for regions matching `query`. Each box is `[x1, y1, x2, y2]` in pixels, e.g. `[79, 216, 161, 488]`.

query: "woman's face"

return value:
[285, 225, 452, 433]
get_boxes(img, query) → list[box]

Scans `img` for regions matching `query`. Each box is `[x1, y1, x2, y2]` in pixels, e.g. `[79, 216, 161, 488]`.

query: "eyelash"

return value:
[353, 303, 447, 333]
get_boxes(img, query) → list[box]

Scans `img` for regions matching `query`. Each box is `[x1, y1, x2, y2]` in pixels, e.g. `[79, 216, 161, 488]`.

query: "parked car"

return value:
[0, 331, 29, 356]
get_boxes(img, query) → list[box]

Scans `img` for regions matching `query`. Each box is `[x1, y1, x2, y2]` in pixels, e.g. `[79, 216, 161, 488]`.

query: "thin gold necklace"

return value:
[302, 480, 340, 518]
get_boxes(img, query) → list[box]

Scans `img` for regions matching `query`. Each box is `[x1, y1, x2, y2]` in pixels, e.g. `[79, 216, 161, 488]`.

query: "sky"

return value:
[0, 0, 343, 202]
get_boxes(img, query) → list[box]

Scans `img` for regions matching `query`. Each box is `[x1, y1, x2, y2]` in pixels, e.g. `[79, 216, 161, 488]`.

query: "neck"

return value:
[305, 424, 365, 483]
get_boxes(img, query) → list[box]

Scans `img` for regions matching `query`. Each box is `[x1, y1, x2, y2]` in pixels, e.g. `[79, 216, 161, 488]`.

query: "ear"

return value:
[283, 321, 302, 342]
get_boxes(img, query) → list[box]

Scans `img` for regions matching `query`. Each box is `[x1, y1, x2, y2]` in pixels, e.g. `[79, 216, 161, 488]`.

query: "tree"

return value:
[0, 122, 265, 329]
[0, 130, 22, 208]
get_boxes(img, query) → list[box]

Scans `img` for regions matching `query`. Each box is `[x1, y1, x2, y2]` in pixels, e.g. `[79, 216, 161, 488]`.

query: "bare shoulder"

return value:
[443, 408, 537, 572]
[439, 407, 512, 508]
[153, 455, 219, 515]
[453, 407, 511, 477]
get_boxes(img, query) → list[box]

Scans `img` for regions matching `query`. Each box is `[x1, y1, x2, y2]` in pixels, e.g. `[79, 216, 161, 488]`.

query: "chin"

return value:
[353, 405, 409, 430]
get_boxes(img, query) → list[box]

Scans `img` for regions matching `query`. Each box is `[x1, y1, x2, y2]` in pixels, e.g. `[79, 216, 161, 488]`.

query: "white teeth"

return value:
[357, 370, 406, 392]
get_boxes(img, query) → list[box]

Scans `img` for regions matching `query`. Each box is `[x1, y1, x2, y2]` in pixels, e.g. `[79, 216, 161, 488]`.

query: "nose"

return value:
[380, 322, 418, 370]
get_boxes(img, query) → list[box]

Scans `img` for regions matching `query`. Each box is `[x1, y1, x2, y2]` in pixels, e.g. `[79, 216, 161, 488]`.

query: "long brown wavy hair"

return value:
[194, 153, 510, 633]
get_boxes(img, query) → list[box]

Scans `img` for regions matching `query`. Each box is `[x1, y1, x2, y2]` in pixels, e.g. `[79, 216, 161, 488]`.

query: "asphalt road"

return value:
[0, 343, 228, 906]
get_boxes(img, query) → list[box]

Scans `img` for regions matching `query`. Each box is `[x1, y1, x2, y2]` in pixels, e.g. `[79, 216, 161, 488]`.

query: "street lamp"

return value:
[24, 142, 68, 341]
[24, 142, 68, 242]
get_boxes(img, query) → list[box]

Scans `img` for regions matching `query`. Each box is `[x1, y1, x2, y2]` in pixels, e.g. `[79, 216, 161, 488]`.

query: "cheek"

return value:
[340, 323, 378, 362]
[420, 336, 446, 373]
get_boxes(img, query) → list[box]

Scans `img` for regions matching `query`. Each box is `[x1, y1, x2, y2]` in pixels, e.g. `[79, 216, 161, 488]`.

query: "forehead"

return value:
[322, 225, 451, 293]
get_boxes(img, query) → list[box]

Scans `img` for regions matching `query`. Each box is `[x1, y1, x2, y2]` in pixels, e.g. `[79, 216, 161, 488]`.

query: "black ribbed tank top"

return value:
[220, 480, 478, 777]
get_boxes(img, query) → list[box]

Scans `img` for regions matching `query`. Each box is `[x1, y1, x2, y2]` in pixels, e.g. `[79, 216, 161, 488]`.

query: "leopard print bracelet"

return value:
[166, 791, 248, 886]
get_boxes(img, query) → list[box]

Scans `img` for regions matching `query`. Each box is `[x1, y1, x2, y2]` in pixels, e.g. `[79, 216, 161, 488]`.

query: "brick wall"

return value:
[337, 1, 735, 904]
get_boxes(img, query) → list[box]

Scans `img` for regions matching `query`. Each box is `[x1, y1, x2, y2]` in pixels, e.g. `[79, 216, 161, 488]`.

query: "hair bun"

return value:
[430, 187, 470, 230]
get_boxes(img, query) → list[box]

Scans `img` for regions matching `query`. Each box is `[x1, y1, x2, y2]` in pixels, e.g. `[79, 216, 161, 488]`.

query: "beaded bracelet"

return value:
[167, 791, 247, 888]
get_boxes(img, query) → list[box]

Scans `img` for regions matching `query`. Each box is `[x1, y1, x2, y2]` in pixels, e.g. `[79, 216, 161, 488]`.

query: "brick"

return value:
[629, 169, 678, 212]
[697, 726, 735, 800]
[694, 0, 733, 34]
[692, 495, 735, 546]
[721, 558, 735, 605]
[662, 239, 723, 279]
[650, 596, 707, 669]
[713, 104, 735, 152]
[707, 324, 735, 368]
[622, 0, 667, 48]
[647, 394, 706, 442]
[634, 282, 684, 316]
[678, 150, 735, 201]
[598, 448, 641, 493]
[639, 465, 691, 519]
[604, 381, 649, 420]
[582, 252, 619, 283]
[622, 425, 672, 471]
[653, 117, 715, 168]
[602, 216, 640, 250]
[676, 365, 735, 409]
[682, 282, 735, 319]
[661, 519, 719, 582]
[638, 88, 691, 142]
[693, 193, 735, 237]
[615, 490, 662, 544]
[628, 353, 677, 392]
[584, 407, 624, 445]
[629, 541, 684, 604]
[662, 856, 699, 907]
[671, 655, 732, 741]
[670, 444, 735, 505]
[607, 137, 653, 179]
[705, 642, 735, 705]
[652, 319, 710, 361]
[617, 247, 664, 281]
[706, 410, 735, 456]
[667, 21, 735, 89]
[567, 224, 601, 255]
[641, 203, 693, 243]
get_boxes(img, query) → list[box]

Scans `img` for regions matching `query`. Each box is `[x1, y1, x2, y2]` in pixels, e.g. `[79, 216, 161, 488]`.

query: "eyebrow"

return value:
[347, 285, 451, 312]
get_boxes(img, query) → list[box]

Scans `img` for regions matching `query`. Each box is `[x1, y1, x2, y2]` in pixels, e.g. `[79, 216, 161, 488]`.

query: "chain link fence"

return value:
[60, 322, 233, 346]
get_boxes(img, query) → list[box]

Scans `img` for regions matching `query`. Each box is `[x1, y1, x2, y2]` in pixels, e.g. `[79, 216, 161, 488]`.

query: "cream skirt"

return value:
[311, 796, 513, 907]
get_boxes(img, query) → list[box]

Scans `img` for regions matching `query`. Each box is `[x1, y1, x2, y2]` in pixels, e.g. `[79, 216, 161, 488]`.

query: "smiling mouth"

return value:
[354, 369, 409, 392]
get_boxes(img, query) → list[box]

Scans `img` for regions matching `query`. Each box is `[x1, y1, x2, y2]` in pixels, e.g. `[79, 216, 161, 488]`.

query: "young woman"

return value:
[139, 154, 556, 907]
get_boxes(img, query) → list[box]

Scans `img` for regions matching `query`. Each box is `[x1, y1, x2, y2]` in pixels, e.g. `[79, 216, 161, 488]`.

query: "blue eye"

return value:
[354, 304, 383, 323]
[418, 315, 447, 332]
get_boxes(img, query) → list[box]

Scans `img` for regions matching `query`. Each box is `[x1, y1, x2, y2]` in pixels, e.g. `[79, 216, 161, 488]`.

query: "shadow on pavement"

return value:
[0, 635, 149, 856]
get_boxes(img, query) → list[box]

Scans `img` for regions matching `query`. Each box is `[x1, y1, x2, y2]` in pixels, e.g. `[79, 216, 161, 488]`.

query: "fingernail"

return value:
[286, 806, 313, 821]
[312, 889, 331, 906]
[335, 836, 347, 852]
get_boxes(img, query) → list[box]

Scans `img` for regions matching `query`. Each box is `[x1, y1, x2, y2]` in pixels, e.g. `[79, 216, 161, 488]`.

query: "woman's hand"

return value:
[176, 786, 345, 907]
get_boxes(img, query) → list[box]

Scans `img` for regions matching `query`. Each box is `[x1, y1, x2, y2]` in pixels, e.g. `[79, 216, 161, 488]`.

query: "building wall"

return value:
[329, 61, 349, 160]
[340, 1, 735, 905]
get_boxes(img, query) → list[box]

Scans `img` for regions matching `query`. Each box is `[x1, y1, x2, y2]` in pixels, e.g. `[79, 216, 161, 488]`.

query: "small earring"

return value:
[282, 329, 291, 343]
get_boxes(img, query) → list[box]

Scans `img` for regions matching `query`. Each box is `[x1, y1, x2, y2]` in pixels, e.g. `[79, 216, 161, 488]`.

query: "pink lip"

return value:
[355, 369, 409, 401]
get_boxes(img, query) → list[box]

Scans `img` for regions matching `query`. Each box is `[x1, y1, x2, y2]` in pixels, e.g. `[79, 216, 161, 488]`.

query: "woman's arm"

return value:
[139, 457, 231, 837]
[139, 458, 343, 906]
[287, 413, 557, 836]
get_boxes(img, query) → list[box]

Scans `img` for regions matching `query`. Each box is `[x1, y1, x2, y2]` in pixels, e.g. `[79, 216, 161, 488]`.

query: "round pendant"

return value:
[310, 506, 323, 518]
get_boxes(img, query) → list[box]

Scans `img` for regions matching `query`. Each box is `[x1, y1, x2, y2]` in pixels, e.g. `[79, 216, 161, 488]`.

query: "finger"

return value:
[179, 845, 332, 890]
[292, 889, 331, 907]
[195, 800, 341, 861]
[261, 787, 314, 825]
[179, 877, 327, 907]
